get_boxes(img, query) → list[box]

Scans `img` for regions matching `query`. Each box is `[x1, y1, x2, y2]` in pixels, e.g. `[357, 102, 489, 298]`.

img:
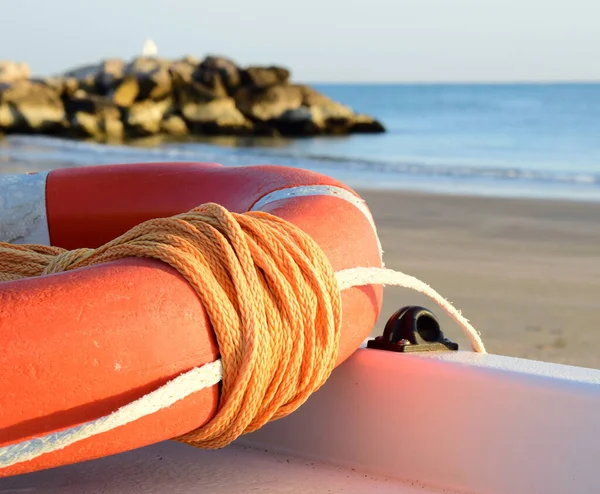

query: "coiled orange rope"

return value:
[0, 201, 486, 464]
[0, 203, 343, 449]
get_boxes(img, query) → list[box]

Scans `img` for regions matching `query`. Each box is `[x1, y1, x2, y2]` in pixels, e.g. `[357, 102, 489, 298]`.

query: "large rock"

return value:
[124, 98, 172, 137]
[197, 56, 241, 94]
[173, 71, 229, 112]
[0, 61, 30, 83]
[298, 85, 333, 106]
[161, 113, 188, 136]
[63, 93, 123, 141]
[171, 66, 228, 103]
[272, 90, 386, 136]
[0, 80, 65, 133]
[64, 58, 124, 94]
[234, 85, 303, 121]
[313, 101, 354, 121]
[282, 85, 382, 135]
[182, 97, 252, 134]
[110, 57, 172, 106]
[299, 85, 354, 119]
[40, 76, 80, 98]
[111, 77, 139, 107]
[169, 56, 200, 85]
[241, 66, 290, 88]
[192, 67, 228, 99]
[273, 107, 321, 136]
[350, 114, 386, 133]
[96, 59, 125, 94]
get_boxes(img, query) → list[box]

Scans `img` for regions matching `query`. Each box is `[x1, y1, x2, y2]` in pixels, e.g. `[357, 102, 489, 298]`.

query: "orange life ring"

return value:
[0, 162, 383, 477]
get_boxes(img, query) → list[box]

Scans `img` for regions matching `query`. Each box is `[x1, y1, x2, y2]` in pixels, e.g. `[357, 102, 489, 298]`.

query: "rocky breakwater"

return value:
[0, 57, 385, 142]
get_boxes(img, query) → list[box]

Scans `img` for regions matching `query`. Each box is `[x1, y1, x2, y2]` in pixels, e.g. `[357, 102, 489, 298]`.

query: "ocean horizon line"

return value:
[307, 79, 600, 86]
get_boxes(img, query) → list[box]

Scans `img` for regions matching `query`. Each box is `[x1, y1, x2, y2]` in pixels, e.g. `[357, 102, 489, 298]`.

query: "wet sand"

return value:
[359, 189, 600, 369]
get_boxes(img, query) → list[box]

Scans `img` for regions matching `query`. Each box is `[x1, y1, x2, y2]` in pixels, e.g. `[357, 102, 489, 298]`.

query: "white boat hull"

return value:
[2, 346, 599, 493]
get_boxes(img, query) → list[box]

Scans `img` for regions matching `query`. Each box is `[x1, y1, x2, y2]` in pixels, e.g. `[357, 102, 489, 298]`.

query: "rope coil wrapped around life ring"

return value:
[0, 201, 485, 469]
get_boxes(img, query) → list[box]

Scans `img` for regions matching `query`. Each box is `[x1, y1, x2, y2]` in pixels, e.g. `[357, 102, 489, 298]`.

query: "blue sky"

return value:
[2, 0, 599, 82]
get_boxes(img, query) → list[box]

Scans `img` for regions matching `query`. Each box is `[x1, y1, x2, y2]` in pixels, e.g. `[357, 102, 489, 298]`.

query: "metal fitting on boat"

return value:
[367, 306, 458, 353]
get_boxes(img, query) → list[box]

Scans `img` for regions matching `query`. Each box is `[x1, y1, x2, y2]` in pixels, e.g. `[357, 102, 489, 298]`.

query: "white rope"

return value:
[336, 267, 486, 353]
[0, 267, 485, 470]
[0, 362, 223, 469]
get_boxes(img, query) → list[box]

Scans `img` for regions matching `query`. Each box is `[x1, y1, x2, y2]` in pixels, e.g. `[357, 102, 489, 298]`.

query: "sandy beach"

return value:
[359, 189, 600, 370]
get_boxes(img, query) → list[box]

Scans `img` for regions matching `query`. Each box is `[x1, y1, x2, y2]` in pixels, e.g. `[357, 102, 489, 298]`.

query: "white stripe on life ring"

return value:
[252, 185, 383, 261]
[0, 171, 50, 245]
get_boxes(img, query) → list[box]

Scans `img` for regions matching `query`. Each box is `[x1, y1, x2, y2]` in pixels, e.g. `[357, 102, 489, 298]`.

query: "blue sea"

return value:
[1, 83, 600, 201]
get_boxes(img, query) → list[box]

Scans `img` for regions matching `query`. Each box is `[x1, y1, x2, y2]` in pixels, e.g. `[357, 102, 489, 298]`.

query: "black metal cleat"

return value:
[367, 305, 458, 353]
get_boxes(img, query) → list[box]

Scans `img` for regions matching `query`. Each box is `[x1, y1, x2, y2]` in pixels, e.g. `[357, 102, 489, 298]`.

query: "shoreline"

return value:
[352, 181, 600, 205]
[358, 188, 600, 370]
[2, 134, 600, 205]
